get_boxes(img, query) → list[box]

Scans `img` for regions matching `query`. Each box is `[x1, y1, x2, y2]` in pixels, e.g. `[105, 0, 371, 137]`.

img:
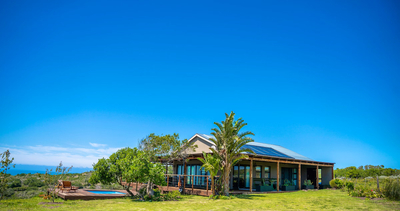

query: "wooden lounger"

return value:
[60, 181, 78, 193]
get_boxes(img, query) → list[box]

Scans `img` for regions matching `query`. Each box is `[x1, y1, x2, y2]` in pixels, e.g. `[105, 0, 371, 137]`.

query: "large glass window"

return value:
[177, 164, 210, 186]
[186, 165, 192, 184]
[177, 165, 183, 175]
[245, 166, 250, 188]
[255, 166, 261, 178]
[264, 166, 270, 179]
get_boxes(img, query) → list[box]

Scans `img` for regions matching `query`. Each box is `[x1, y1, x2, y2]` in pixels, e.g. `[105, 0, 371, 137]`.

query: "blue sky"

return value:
[0, 1, 399, 169]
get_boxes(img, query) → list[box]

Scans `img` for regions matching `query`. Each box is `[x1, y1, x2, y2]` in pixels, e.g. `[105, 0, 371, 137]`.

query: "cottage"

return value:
[163, 133, 334, 195]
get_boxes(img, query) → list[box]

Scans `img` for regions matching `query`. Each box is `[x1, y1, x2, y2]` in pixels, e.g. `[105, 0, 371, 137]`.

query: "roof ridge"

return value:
[250, 141, 283, 147]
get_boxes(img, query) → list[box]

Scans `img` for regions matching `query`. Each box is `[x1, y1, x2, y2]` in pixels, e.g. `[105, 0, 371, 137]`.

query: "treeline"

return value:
[335, 165, 400, 178]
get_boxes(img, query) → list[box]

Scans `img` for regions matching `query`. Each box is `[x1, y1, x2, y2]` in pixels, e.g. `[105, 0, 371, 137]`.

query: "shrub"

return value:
[153, 189, 161, 198]
[345, 181, 355, 192]
[162, 190, 181, 201]
[24, 177, 44, 187]
[9, 179, 22, 188]
[329, 179, 343, 189]
[26, 187, 38, 191]
[382, 179, 400, 201]
[3, 188, 15, 198]
[13, 187, 27, 191]
[349, 183, 383, 199]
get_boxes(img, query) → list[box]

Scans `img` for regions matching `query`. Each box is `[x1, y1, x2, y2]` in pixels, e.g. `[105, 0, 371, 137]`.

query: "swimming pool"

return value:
[86, 190, 125, 195]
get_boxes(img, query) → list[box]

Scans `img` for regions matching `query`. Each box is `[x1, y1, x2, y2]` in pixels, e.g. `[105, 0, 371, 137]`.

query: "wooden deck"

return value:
[160, 186, 211, 196]
[57, 183, 300, 200]
[57, 189, 130, 200]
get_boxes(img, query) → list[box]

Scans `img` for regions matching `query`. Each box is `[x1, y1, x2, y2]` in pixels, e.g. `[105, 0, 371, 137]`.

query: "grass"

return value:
[1, 190, 400, 211]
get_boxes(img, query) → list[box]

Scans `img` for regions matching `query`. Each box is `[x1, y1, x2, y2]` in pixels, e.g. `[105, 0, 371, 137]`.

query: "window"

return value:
[177, 165, 183, 175]
[264, 166, 270, 179]
[318, 169, 322, 184]
[255, 166, 262, 178]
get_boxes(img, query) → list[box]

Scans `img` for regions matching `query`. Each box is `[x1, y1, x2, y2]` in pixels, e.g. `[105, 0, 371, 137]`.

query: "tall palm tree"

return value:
[209, 111, 254, 196]
[197, 152, 220, 196]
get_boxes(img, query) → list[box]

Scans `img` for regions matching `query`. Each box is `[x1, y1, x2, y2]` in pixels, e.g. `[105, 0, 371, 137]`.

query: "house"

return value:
[163, 133, 334, 195]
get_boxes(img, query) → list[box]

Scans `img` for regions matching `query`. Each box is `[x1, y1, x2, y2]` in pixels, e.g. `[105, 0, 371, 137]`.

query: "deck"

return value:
[56, 189, 130, 200]
[57, 185, 299, 200]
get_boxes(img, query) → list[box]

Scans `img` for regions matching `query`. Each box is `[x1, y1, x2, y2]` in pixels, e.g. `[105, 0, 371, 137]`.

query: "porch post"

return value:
[277, 162, 280, 192]
[192, 175, 194, 194]
[250, 158, 253, 192]
[298, 164, 301, 190]
[167, 175, 169, 191]
[316, 165, 319, 189]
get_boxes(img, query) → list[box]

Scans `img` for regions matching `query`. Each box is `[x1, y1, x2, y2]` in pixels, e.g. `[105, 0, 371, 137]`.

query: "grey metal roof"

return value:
[195, 134, 314, 161]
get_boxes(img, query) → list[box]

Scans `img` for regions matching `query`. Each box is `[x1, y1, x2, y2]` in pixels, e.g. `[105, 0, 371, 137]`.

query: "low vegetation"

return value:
[330, 177, 400, 201]
[335, 165, 400, 178]
[1, 189, 399, 210]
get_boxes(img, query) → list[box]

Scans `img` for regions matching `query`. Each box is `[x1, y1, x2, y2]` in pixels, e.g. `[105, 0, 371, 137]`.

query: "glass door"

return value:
[233, 166, 239, 189]
[233, 164, 250, 189]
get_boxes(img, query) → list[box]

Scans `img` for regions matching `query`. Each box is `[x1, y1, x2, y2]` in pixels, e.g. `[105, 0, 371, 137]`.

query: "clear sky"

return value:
[0, 0, 399, 169]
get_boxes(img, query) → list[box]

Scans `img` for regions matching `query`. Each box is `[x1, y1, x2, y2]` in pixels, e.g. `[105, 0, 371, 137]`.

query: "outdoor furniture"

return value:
[255, 179, 275, 192]
[60, 181, 78, 193]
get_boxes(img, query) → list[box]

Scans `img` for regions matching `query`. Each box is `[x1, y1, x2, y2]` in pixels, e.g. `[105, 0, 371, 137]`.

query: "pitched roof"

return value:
[194, 133, 314, 161]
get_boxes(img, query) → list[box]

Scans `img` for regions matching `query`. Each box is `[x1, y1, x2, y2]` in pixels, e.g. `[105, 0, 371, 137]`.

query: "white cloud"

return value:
[0, 144, 122, 168]
[89, 142, 107, 147]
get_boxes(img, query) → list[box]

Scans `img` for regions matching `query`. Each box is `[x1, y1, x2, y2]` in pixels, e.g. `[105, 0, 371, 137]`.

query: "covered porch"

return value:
[164, 155, 334, 196]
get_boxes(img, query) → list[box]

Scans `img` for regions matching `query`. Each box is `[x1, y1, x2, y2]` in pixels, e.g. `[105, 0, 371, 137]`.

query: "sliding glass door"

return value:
[233, 164, 250, 189]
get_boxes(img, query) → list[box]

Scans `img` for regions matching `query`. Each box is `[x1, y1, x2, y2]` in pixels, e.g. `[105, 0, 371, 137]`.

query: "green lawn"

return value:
[1, 190, 399, 211]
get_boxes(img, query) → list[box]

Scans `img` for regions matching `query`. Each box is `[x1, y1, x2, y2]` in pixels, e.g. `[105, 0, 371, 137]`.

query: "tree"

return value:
[42, 161, 72, 202]
[209, 112, 254, 196]
[0, 150, 15, 200]
[198, 152, 220, 196]
[90, 148, 137, 196]
[89, 147, 166, 197]
[139, 133, 197, 194]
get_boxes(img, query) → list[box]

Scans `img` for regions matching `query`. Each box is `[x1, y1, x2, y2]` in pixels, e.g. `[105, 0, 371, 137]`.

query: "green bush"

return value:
[26, 187, 38, 191]
[13, 187, 27, 191]
[24, 177, 44, 187]
[345, 181, 355, 192]
[329, 179, 343, 189]
[9, 179, 22, 188]
[382, 179, 400, 201]
[162, 190, 181, 201]
[3, 188, 15, 198]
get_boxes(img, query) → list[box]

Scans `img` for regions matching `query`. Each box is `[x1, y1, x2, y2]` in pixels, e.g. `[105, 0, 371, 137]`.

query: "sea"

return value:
[7, 164, 92, 175]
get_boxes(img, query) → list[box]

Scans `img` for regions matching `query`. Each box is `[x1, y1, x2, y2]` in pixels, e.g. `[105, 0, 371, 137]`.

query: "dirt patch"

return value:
[356, 197, 384, 201]
[38, 202, 63, 205]
[42, 206, 60, 209]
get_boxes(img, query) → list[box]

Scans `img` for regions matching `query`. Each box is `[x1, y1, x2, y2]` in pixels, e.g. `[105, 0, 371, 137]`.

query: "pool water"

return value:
[86, 190, 125, 195]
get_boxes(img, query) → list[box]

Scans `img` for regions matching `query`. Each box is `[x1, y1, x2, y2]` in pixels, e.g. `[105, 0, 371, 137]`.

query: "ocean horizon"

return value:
[7, 164, 92, 175]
